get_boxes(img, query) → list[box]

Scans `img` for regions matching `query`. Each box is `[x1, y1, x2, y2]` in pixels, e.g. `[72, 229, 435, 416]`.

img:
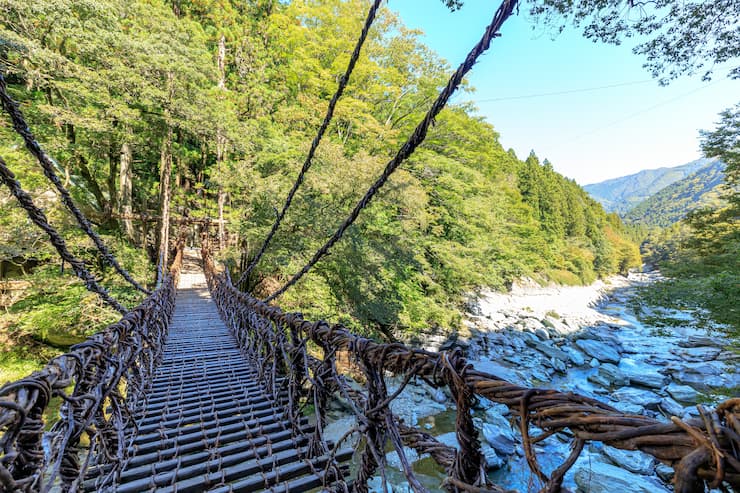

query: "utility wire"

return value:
[236, 0, 383, 289]
[264, 0, 519, 303]
[474, 79, 652, 103]
[556, 78, 723, 148]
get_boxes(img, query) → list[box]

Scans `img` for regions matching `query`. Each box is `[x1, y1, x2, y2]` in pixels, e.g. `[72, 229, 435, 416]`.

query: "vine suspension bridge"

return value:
[0, 0, 738, 492]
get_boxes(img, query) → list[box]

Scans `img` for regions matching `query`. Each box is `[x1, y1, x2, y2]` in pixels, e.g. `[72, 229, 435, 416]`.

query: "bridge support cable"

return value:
[264, 0, 519, 302]
[235, 0, 383, 289]
[0, 154, 127, 314]
[203, 246, 740, 493]
[0, 74, 151, 294]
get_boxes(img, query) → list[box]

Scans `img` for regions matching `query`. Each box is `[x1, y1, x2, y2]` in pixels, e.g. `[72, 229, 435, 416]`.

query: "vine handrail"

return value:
[0, 242, 184, 493]
[202, 245, 740, 493]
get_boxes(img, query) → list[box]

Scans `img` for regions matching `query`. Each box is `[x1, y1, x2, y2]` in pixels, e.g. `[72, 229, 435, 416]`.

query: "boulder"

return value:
[601, 446, 655, 475]
[574, 461, 670, 493]
[655, 463, 675, 482]
[434, 432, 460, 450]
[597, 363, 629, 386]
[673, 346, 722, 362]
[666, 383, 699, 404]
[618, 358, 667, 389]
[542, 316, 570, 335]
[385, 446, 421, 470]
[481, 444, 506, 470]
[535, 327, 550, 340]
[613, 388, 662, 409]
[525, 339, 569, 362]
[610, 400, 645, 415]
[659, 397, 684, 418]
[575, 339, 621, 364]
[431, 388, 448, 404]
[480, 414, 517, 457]
[551, 356, 566, 373]
[563, 346, 586, 366]
[678, 336, 719, 348]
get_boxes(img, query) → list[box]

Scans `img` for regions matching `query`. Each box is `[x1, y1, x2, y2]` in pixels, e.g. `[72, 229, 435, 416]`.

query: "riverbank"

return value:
[325, 273, 737, 492]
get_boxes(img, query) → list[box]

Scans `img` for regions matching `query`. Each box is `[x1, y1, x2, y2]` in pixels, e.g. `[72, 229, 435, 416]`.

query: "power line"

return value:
[556, 78, 724, 147]
[474, 79, 653, 103]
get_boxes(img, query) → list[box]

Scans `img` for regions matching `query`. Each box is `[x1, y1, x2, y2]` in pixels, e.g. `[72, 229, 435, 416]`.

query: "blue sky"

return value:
[389, 0, 739, 185]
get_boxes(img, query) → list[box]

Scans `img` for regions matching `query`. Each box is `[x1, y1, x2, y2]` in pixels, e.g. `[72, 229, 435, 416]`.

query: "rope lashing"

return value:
[235, 0, 383, 289]
[0, 154, 127, 313]
[0, 73, 151, 294]
[264, 0, 519, 302]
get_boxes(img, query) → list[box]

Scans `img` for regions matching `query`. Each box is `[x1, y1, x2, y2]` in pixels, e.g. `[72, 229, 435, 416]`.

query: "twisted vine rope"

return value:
[264, 0, 519, 302]
[0, 73, 151, 295]
[203, 246, 740, 493]
[236, 0, 383, 288]
[0, 244, 182, 493]
[0, 153, 127, 314]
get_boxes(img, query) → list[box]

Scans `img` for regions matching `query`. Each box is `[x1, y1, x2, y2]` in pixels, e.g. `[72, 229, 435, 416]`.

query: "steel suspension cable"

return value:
[235, 0, 383, 289]
[0, 154, 127, 314]
[0, 74, 151, 294]
[264, 0, 519, 303]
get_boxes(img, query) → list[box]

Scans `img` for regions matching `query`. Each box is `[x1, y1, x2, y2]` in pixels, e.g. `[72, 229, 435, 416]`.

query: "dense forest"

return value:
[0, 0, 666, 382]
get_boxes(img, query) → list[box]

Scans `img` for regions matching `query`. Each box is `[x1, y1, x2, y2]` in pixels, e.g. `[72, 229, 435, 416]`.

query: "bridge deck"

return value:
[92, 256, 349, 492]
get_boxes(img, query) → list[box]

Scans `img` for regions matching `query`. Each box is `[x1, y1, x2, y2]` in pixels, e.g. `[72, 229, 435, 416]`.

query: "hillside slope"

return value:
[584, 158, 713, 213]
[624, 160, 726, 226]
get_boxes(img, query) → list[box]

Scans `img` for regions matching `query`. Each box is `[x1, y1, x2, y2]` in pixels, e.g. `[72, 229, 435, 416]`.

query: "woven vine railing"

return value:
[202, 246, 740, 493]
[0, 243, 183, 493]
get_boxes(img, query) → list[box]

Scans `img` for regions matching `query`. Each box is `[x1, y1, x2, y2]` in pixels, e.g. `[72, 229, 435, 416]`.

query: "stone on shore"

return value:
[618, 358, 667, 389]
[575, 339, 621, 364]
[613, 387, 662, 409]
[574, 461, 670, 493]
[601, 446, 655, 475]
[665, 383, 699, 404]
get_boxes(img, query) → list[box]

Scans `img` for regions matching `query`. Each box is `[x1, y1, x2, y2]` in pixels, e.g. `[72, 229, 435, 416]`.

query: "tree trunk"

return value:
[216, 34, 227, 250]
[157, 125, 173, 282]
[118, 142, 135, 241]
[106, 136, 118, 228]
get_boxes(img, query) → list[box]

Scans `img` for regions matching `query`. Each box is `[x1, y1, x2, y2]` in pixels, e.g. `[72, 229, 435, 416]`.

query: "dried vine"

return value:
[0, 244, 183, 493]
[203, 246, 740, 493]
[0, 73, 150, 295]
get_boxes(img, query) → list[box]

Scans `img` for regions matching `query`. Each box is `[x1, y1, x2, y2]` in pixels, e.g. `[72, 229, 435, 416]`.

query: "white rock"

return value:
[666, 383, 699, 403]
[574, 461, 670, 493]
[601, 446, 655, 474]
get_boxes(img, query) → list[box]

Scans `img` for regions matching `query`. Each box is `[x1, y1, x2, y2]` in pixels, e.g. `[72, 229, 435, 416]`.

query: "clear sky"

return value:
[388, 0, 739, 185]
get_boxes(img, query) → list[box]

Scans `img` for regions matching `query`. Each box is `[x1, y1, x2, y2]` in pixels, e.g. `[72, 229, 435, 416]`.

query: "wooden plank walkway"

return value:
[90, 254, 350, 492]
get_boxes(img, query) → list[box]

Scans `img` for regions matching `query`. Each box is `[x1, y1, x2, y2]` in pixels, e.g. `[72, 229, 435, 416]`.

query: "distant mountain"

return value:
[623, 159, 726, 227]
[584, 158, 713, 214]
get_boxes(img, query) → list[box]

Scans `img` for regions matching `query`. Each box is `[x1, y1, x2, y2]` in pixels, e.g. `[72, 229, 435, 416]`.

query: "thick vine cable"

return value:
[0, 154, 127, 314]
[235, 0, 383, 288]
[264, 0, 519, 302]
[0, 74, 151, 294]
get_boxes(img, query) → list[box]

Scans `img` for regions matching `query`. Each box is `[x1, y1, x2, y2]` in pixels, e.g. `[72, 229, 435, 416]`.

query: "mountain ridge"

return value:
[584, 158, 714, 214]
[623, 160, 726, 226]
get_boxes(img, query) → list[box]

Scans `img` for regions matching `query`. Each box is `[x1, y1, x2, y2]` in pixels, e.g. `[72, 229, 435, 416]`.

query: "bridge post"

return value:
[9, 384, 49, 489]
[443, 350, 483, 491]
[352, 357, 386, 493]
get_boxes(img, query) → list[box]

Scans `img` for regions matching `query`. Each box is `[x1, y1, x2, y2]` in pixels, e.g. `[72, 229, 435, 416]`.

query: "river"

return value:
[324, 273, 737, 492]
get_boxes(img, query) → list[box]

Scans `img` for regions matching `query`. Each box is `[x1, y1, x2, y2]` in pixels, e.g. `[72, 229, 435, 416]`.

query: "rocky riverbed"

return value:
[323, 273, 738, 492]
